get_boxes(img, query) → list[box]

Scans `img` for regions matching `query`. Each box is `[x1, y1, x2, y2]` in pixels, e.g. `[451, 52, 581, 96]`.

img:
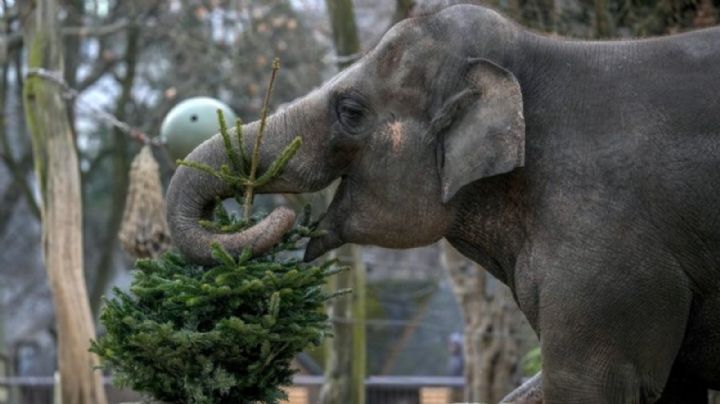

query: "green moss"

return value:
[23, 33, 49, 195]
[521, 346, 541, 376]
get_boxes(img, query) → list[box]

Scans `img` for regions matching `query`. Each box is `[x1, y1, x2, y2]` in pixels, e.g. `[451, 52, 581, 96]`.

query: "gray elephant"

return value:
[165, 4, 720, 403]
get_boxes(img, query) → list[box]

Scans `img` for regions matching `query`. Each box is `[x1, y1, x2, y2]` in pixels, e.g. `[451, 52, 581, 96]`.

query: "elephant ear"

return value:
[433, 58, 525, 203]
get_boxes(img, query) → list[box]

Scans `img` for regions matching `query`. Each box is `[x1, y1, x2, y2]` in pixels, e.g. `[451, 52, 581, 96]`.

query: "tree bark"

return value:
[320, 2, 366, 404]
[21, 1, 108, 403]
[0, 37, 41, 222]
[320, 244, 366, 404]
[325, 0, 361, 70]
[440, 240, 526, 404]
[393, 0, 414, 23]
[594, 0, 614, 38]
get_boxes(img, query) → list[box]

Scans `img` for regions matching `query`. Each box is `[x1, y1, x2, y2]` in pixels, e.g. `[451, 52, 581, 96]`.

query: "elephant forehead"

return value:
[370, 20, 429, 73]
[375, 39, 437, 78]
[374, 39, 406, 77]
[324, 62, 364, 89]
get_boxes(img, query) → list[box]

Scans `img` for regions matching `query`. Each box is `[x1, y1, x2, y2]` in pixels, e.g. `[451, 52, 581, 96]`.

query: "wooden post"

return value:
[349, 246, 366, 404]
[320, 2, 366, 404]
[320, 244, 366, 404]
[21, 1, 108, 403]
[440, 240, 527, 403]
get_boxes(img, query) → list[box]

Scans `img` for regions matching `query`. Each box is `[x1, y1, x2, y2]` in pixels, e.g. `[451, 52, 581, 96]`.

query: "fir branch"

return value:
[212, 199, 234, 224]
[217, 164, 249, 188]
[245, 58, 281, 219]
[94, 59, 348, 404]
[235, 118, 249, 170]
[218, 109, 246, 176]
[323, 266, 350, 277]
[210, 242, 237, 267]
[177, 159, 221, 179]
[325, 288, 353, 300]
[254, 136, 302, 188]
[237, 247, 253, 265]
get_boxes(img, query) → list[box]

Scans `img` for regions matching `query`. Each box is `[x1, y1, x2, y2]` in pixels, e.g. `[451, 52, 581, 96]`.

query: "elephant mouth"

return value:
[303, 219, 344, 262]
[299, 175, 352, 261]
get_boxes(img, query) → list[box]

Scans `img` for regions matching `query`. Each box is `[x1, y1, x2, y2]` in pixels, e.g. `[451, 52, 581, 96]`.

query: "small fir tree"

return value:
[92, 60, 348, 404]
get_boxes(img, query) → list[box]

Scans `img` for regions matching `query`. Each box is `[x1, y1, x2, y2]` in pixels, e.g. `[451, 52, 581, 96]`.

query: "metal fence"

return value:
[0, 375, 465, 404]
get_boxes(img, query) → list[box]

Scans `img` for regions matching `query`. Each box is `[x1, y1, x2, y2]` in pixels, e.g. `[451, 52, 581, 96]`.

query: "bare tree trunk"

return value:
[320, 244, 366, 404]
[379, 290, 432, 374]
[594, 0, 614, 38]
[0, 31, 41, 222]
[320, 2, 366, 404]
[393, 0, 415, 23]
[693, 0, 718, 28]
[21, 1, 108, 403]
[325, 0, 361, 70]
[440, 240, 525, 404]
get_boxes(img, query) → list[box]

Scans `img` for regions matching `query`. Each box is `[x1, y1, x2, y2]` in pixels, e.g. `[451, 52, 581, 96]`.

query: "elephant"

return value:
[165, 4, 720, 403]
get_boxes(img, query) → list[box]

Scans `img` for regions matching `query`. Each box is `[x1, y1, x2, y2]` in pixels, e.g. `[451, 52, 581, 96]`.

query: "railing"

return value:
[0, 375, 465, 404]
[287, 376, 464, 404]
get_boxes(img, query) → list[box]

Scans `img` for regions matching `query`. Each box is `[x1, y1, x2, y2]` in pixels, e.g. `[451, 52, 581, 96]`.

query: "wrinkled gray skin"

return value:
[166, 5, 720, 403]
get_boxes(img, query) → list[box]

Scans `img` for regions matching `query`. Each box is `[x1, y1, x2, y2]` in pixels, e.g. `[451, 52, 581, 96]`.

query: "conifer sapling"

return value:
[91, 59, 349, 404]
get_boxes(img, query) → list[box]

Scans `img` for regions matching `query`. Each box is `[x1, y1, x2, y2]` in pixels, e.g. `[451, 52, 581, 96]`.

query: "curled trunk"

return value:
[165, 88, 338, 265]
[165, 113, 298, 265]
[165, 102, 332, 264]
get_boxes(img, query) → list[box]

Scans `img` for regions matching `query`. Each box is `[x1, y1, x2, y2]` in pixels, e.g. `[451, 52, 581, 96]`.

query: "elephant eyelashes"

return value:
[336, 97, 367, 133]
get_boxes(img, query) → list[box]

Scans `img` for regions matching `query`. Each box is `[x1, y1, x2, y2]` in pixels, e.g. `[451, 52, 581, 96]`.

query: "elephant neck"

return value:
[437, 7, 534, 78]
[445, 170, 529, 289]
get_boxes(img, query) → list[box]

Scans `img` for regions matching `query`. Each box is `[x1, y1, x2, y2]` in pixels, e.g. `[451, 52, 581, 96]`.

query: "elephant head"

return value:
[166, 5, 526, 265]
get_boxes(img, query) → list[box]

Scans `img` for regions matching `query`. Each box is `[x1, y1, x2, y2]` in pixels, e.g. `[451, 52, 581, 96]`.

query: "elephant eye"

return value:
[336, 98, 366, 131]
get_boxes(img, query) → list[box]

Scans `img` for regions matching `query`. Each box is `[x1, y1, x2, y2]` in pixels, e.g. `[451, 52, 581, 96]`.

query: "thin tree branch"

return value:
[76, 56, 118, 92]
[82, 147, 115, 178]
[0, 176, 22, 236]
[0, 39, 40, 220]
[62, 18, 129, 37]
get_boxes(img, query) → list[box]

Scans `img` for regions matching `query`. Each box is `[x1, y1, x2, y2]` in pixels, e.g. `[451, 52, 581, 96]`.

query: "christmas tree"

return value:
[92, 60, 347, 404]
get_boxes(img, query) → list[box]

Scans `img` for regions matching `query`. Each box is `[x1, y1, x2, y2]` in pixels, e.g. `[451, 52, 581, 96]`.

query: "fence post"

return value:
[53, 372, 61, 404]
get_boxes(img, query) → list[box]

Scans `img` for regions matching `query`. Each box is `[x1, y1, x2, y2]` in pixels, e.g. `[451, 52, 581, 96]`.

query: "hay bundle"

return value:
[119, 145, 171, 258]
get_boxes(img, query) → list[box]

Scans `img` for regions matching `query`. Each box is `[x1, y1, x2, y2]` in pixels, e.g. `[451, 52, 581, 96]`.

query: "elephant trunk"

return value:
[165, 111, 304, 265]
[167, 98, 331, 265]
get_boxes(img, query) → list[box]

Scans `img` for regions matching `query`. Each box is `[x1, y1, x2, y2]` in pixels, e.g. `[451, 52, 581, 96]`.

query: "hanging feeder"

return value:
[160, 96, 237, 160]
[118, 145, 171, 258]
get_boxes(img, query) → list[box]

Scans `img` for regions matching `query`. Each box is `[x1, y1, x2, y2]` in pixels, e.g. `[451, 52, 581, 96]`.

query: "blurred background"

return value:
[0, 0, 718, 403]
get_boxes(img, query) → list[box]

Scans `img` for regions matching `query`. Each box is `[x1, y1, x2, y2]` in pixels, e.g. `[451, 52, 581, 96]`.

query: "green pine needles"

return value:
[177, 59, 301, 221]
[92, 60, 348, 404]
